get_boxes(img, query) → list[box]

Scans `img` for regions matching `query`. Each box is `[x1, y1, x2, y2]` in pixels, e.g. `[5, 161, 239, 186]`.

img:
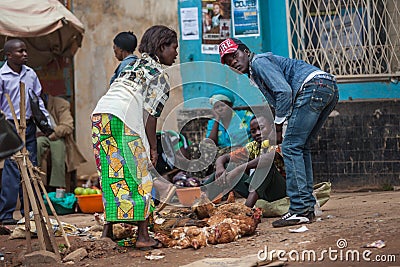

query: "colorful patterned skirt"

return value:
[91, 114, 154, 222]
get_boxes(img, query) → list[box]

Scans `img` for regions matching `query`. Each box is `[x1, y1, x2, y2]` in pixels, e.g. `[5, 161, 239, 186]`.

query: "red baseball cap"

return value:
[219, 38, 244, 64]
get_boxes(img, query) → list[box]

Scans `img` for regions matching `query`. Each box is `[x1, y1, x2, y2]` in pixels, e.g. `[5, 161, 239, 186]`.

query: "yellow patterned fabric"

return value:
[91, 114, 153, 222]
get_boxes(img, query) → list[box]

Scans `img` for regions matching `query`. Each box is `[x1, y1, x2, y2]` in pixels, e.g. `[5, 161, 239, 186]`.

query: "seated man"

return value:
[37, 93, 86, 190]
[203, 115, 286, 207]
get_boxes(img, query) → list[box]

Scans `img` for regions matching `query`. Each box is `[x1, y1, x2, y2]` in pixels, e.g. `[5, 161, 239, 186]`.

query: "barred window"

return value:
[286, 0, 400, 82]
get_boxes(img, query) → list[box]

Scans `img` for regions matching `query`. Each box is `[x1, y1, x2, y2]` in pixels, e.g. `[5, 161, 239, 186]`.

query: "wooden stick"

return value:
[5, 94, 32, 250]
[27, 161, 59, 256]
[4, 94, 20, 132]
[20, 83, 37, 252]
[36, 173, 71, 249]
[5, 84, 61, 259]
[21, 173, 32, 252]
[18, 83, 34, 253]
[19, 82, 26, 142]
[156, 185, 176, 213]
[17, 83, 47, 251]
[17, 156, 47, 250]
[18, 82, 51, 251]
[39, 180, 71, 249]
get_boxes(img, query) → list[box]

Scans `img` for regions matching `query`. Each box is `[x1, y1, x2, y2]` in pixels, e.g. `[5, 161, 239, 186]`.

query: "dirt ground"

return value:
[1, 190, 399, 267]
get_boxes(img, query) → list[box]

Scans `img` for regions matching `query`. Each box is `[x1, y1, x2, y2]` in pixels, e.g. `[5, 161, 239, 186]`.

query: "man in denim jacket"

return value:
[219, 38, 339, 227]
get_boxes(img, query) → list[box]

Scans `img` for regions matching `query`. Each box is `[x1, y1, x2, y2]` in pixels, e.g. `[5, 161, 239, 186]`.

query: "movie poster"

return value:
[201, 0, 231, 54]
[232, 0, 260, 37]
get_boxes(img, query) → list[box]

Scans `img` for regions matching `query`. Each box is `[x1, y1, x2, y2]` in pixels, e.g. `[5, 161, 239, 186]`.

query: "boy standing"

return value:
[0, 39, 51, 225]
[219, 38, 338, 227]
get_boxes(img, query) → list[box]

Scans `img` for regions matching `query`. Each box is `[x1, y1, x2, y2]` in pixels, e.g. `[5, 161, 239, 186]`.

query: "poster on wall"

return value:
[232, 0, 260, 37]
[180, 7, 200, 40]
[201, 0, 231, 54]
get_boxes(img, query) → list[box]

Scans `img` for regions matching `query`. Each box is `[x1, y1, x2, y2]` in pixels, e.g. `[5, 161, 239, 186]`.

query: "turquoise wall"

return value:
[339, 81, 400, 100]
[178, 0, 271, 109]
[178, 0, 400, 109]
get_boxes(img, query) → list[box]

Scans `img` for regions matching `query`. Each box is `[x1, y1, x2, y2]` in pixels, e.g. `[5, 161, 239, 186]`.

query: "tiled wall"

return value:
[312, 100, 400, 190]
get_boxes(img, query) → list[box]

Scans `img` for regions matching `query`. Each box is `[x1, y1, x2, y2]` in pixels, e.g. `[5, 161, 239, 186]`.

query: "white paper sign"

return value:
[180, 7, 199, 40]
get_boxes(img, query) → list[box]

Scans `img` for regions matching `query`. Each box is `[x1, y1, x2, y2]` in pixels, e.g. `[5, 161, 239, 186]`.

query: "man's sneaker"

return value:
[272, 211, 315, 228]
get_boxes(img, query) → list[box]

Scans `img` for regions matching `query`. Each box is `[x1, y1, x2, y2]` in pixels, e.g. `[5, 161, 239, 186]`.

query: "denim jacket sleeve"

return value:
[251, 55, 292, 119]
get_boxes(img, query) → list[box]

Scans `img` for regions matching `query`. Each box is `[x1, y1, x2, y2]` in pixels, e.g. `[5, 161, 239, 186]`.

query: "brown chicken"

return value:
[192, 192, 215, 219]
[207, 212, 229, 227]
[226, 191, 236, 203]
[153, 213, 207, 235]
[207, 205, 262, 239]
[214, 222, 239, 243]
[153, 203, 262, 249]
[187, 226, 208, 249]
[211, 202, 253, 217]
[207, 202, 255, 227]
[171, 226, 208, 249]
[175, 236, 192, 249]
[112, 223, 136, 240]
[155, 228, 192, 249]
[205, 227, 217, 245]
[154, 232, 174, 247]
[232, 208, 263, 236]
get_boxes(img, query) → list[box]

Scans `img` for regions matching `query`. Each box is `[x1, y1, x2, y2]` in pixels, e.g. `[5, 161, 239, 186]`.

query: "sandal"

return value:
[136, 240, 163, 251]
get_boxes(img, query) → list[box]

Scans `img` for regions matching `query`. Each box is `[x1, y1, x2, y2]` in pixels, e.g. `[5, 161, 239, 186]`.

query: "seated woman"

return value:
[186, 89, 254, 178]
[206, 89, 254, 149]
[203, 115, 286, 208]
[187, 89, 254, 179]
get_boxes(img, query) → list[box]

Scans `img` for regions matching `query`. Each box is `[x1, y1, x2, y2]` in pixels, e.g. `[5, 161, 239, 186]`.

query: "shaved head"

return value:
[3, 39, 28, 70]
[4, 39, 25, 54]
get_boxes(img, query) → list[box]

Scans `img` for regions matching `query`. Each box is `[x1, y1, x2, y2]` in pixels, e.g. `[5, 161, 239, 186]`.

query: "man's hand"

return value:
[215, 171, 227, 186]
[216, 166, 244, 187]
[275, 123, 283, 144]
[215, 166, 226, 179]
[36, 132, 46, 138]
[276, 131, 283, 144]
[215, 154, 229, 179]
[48, 132, 59, 141]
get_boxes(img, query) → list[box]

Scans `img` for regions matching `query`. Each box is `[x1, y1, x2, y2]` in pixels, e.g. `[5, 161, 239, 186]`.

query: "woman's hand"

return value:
[149, 148, 158, 168]
[211, 107, 221, 121]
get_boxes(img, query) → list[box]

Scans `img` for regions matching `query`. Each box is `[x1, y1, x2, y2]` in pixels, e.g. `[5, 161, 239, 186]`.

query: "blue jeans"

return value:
[282, 77, 339, 214]
[0, 120, 37, 220]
